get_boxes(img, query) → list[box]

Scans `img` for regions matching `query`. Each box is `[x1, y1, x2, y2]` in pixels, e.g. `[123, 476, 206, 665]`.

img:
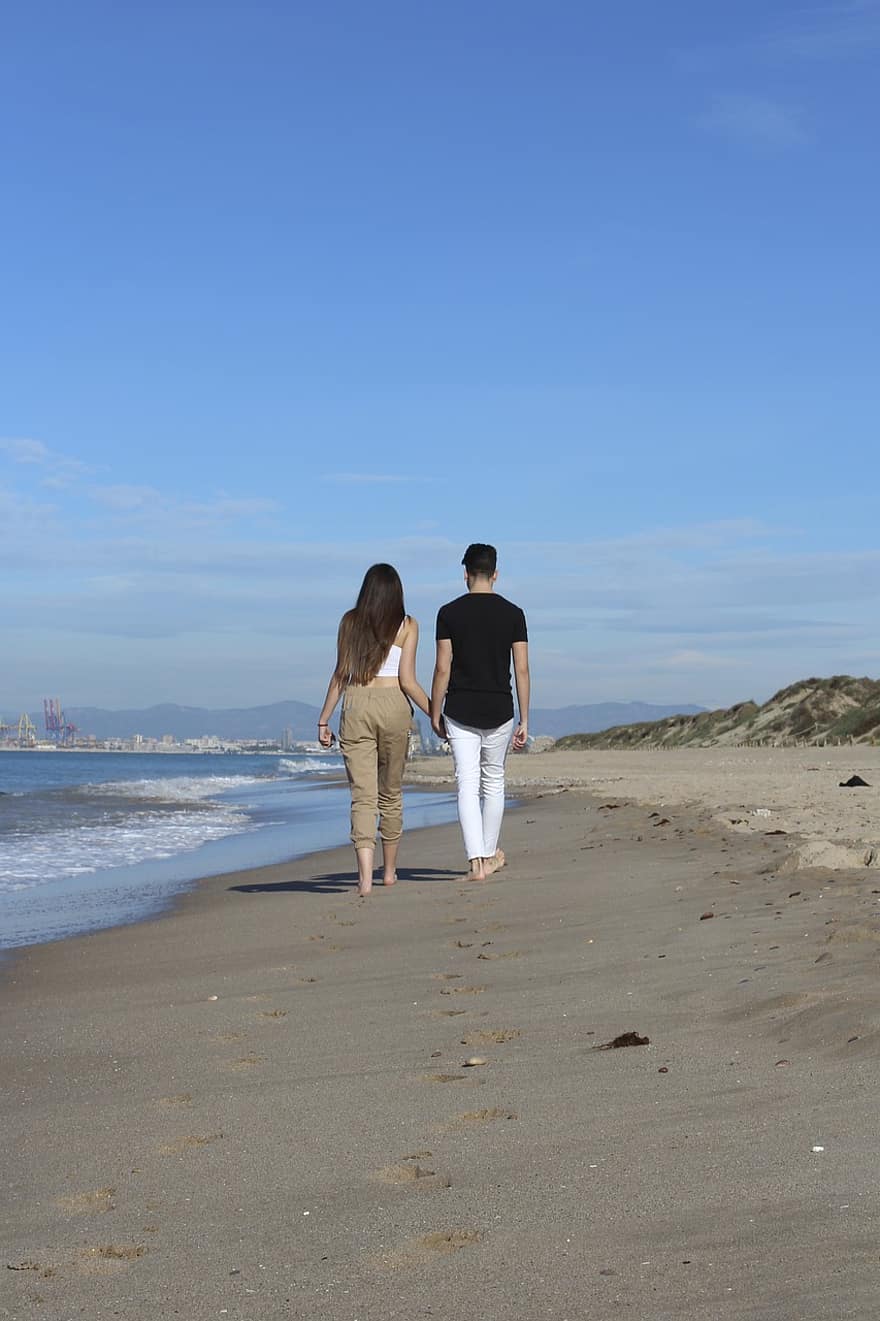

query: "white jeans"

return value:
[444, 716, 515, 861]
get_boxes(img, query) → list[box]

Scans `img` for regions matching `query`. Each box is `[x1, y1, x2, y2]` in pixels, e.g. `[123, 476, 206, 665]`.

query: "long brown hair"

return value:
[333, 563, 406, 687]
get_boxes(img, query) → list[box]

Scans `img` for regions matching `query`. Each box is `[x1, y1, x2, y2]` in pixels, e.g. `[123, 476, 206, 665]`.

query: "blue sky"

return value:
[2, 0, 879, 714]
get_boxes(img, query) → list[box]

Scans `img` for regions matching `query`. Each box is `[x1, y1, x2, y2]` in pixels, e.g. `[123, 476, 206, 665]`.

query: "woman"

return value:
[317, 563, 431, 896]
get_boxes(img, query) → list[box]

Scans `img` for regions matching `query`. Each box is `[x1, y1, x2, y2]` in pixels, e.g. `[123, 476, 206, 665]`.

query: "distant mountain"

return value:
[530, 701, 705, 740]
[15, 698, 706, 743]
[62, 701, 320, 742]
[554, 676, 880, 750]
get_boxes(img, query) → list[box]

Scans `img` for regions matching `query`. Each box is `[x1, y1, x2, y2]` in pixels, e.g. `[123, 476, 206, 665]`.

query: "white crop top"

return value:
[375, 644, 402, 679]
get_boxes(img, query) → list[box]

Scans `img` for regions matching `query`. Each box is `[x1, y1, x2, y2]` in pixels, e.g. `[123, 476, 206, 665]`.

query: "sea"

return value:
[0, 751, 457, 952]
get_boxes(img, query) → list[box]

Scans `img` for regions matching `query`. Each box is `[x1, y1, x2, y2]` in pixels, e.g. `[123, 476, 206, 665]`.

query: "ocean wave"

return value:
[279, 757, 342, 775]
[0, 805, 253, 892]
[84, 774, 264, 803]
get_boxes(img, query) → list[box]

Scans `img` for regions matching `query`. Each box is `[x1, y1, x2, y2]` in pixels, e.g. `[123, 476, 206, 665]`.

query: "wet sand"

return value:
[3, 753, 880, 1319]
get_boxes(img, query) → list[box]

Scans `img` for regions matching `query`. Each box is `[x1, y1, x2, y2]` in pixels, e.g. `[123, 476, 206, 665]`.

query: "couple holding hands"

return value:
[317, 543, 530, 896]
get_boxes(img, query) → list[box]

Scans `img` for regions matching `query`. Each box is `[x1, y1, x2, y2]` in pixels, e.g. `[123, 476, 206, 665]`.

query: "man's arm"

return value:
[431, 637, 452, 738]
[511, 639, 530, 751]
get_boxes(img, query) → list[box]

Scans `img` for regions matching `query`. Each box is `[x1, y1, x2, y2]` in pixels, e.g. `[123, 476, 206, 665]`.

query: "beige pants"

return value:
[339, 686, 412, 849]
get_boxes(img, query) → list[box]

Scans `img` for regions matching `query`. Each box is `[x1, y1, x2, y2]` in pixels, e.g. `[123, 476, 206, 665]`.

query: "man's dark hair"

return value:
[462, 543, 497, 577]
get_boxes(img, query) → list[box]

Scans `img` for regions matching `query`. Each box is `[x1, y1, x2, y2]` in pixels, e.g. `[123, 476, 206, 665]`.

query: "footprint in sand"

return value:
[477, 950, 527, 961]
[422, 1073, 469, 1083]
[452, 940, 474, 948]
[84, 1244, 145, 1261]
[157, 1093, 193, 1107]
[76, 1244, 146, 1276]
[378, 1229, 482, 1268]
[260, 1009, 288, 1019]
[227, 1054, 263, 1070]
[461, 1029, 521, 1045]
[433, 1008, 469, 1018]
[159, 1133, 224, 1155]
[375, 1160, 452, 1190]
[440, 985, 487, 996]
[450, 1107, 518, 1126]
[54, 1187, 116, 1215]
[6, 1259, 57, 1279]
[431, 972, 463, 981]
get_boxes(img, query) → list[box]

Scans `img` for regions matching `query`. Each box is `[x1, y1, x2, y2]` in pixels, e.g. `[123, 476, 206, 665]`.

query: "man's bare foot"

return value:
[355, 883, 372, 898]
[459, 850, 506, 882]
[382, 872, 397, 887]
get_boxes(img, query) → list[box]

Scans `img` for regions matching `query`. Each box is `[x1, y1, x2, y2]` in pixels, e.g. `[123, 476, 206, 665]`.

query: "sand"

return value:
[3, 749, 880, 1319]
[411, 744, 880, 871]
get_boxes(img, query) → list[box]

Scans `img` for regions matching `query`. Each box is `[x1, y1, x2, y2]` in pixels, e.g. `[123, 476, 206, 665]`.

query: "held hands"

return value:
[431, 715, 447, 740]
[512, 722, 528, 751]
[318, 724, 335, 749]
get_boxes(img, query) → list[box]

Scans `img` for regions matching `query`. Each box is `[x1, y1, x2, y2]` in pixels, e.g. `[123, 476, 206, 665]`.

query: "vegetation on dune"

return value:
[553, 676, 880, 750]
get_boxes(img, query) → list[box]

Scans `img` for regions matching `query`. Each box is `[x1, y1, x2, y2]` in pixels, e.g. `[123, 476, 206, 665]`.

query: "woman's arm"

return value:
[317, 673, 343, 747]
[317, 619, 346, 747]
[397, 617, 431, 717]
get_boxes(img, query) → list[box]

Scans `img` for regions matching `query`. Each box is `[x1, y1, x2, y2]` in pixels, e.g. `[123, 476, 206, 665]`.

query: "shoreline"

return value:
[0, 746, 340, 757]
[0, 777, 459, 961]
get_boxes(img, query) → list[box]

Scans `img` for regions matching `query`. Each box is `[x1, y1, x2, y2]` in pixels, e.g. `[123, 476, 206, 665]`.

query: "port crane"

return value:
[0, 714, 38, 746]
[44, 698, 77, 745]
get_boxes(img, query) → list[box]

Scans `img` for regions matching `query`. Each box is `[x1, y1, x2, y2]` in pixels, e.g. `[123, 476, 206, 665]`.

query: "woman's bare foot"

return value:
[354, 846, 375, 898]
[380, 841, 399, 888]
[485, 849, 506, 874]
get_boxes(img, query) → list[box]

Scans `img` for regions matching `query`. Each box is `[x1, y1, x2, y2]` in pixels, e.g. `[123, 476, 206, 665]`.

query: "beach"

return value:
[4, 749, 880, 1319]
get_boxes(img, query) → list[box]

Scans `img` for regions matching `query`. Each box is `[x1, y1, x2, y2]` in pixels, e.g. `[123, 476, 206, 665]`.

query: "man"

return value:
[431, 543, 530, 882]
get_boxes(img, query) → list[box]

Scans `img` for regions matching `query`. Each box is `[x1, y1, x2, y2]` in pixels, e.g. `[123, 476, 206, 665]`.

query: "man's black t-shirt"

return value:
[436, 592, 528, 730]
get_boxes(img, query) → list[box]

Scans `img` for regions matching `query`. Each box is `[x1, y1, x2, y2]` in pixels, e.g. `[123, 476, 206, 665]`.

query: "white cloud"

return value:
[0, 437, 51, 465]
[87, 485, 281, 526]
[3, 515, 879, 708]
[0, 485, 60, 540]
[657, 649, 749, 672]
[0, 436, 92, 487]
[89, 484, 163, 512]
[177, 496, 280, 522]
[702, 93, 808, 149]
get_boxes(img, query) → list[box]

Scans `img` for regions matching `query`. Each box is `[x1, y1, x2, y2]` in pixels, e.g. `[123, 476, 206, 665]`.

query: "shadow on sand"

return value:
[228, 866, 461, 896]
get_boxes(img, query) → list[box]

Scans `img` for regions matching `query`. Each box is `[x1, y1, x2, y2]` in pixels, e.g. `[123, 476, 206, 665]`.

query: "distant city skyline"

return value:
[3, 2, 879, 712]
